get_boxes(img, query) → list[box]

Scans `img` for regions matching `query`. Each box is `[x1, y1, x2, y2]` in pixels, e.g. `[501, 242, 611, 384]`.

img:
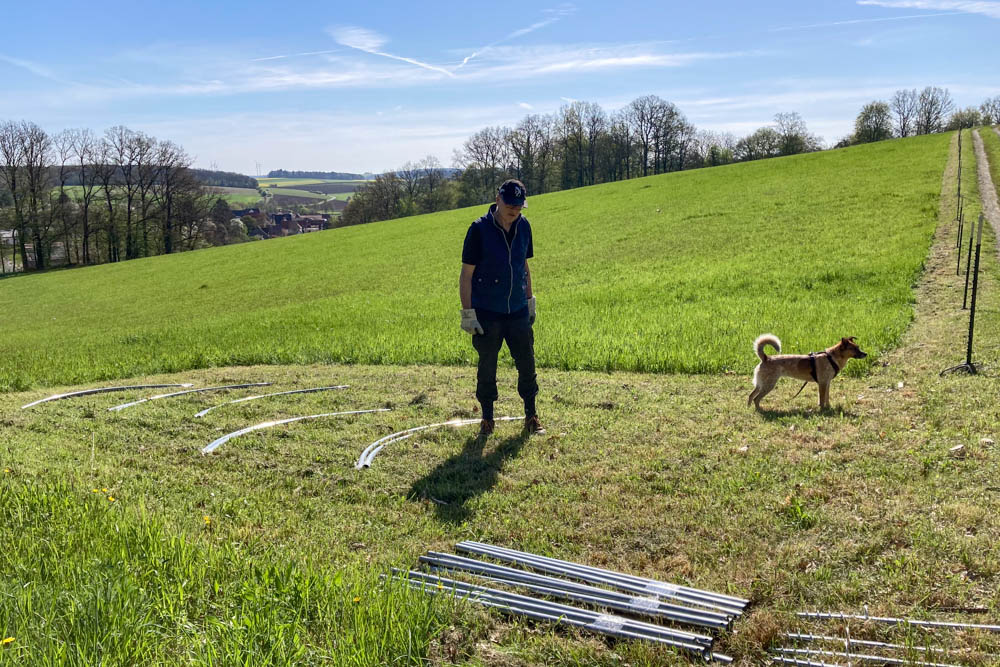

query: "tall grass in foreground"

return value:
[0, 133, 950, 391]
[0, 480, 446, 665]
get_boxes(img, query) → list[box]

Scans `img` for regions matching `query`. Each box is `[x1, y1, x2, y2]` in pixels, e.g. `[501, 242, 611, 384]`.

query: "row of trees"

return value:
[343, 94, 825, 225]
[851, 88, 1000, 145]
[0, 121, 234, 273]
[345, 86, 999, 227]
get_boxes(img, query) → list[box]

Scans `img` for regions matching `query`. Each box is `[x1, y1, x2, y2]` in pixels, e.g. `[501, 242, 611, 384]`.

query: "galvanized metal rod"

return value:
[964, 213, 984, 366]
[784, 633, 954, 655]
[406, 581, 717, 660]
[458, 541, 746, 613]
[461, 541, 748, 609]
[396, 571, 717, 658]
[201, 408, 390, 454]
[194, 385, 349, 418]
[356, 416, 521, 469]
[423, 552, 733, 625]
[421, 554, 731, 630]
[774, 647, 964, 667]
[108, 383, 272, 412]
[457, 542, 743, 615]
[962, 210, 974, 308]
[796, 611, 1000, 632]
[772, 657, 845, 667]
[398, 569, 713, 645]
[21, 384, 194, 409]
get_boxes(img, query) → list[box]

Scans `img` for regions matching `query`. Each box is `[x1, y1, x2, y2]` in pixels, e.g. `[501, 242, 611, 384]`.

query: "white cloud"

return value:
[857, 0, 1000, 19]
[770, 11, 966, 31]
[328, 26, 387, 52]
[0, 54, 63, 82]
[328, 25, 455, 77]
[518, 102, 534, 109]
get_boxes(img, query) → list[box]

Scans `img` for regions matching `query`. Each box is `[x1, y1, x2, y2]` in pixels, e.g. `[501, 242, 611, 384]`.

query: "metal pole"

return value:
[784, 633, 955, 656]
[796, 611, 1000, 632]
[395, 570, 718, 657]
[965, 213, 985, 367]
[420, 552, 733, 630]
[469, 542, 747, 612]
[956, 205, 964, 275]
[458, 542, 744, 614]
[963, 210, 974, 308]
[201, 408, 390, 454]
[773, 647, 963, 667]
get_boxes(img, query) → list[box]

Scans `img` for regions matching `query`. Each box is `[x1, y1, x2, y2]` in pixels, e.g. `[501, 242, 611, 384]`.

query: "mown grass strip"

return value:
[0, 133, 950, 391]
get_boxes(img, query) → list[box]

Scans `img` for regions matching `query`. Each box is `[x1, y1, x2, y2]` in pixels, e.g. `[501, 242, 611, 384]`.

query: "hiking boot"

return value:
[524, 415, 546, 436]
[478, 418, 495, 436]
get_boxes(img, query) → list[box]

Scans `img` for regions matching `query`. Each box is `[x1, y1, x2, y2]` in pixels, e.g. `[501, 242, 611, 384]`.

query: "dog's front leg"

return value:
[818, 382, 831, 409]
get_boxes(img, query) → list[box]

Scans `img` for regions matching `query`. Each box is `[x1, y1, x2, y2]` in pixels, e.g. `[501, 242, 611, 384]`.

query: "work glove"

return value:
[461, 308, 484, 335]
[527, 296, 536, 325]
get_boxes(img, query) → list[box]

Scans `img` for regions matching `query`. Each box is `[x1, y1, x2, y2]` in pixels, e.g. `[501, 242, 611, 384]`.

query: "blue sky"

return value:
[2, 0, 997, 175]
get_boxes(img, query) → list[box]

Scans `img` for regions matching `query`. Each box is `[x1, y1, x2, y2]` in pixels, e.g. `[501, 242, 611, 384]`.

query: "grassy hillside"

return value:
[0, 134, 949, 391]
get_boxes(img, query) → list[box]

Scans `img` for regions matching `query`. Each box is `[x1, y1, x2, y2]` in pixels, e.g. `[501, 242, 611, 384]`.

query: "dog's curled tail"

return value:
[754, 334, 781, 361]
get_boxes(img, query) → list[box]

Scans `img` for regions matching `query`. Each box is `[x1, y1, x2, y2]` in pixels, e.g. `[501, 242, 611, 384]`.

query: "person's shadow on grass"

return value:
[408, 431, 529, 524]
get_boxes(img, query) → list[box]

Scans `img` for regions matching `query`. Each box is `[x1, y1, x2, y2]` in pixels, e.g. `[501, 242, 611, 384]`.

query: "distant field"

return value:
[0, 133, 950, 391]
[258, 178, 369, 187]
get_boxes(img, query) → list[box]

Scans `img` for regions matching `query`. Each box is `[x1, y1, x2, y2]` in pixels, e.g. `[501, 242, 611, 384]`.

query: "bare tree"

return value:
[0, 121, 29, 269]
[915, 86, 954, 135]
[890, 89, 918, 138]
[151, 140, 195, 254]
[629, 95, 660, 177]
[417, 155, 447, 212]
[52, 130, 79, 265]
[979, 95, 1000, 125]
[854, 101, 894, 144]
[774, 112, 820, 155]
[69, 128, 98, 264]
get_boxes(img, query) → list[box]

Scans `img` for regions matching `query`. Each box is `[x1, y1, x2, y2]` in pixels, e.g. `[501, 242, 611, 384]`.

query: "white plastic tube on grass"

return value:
[108, 383, 272, 412]
[355, 416, 521, 469]
[21, 384, 194, 409]
[194, 385, 349, 418]
[201, 408, 390, 454]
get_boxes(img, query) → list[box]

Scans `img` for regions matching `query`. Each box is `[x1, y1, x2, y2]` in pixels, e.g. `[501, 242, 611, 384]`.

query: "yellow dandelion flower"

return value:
[102, 488, 108, 493]
[107, 496, 115, 502]
[203, 516, 211, 525]
[92, 488, 100, 493]
[353, 596, 361, 604]
[1, 637, 13, 645]
[4, 468, 12, 474]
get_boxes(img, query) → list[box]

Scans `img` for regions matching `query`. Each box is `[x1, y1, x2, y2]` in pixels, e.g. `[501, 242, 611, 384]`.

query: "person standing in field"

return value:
[460, 179, 545, 437]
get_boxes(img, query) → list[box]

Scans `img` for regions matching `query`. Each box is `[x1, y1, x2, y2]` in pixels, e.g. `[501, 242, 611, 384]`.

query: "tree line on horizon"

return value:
[0, 122, 250, 274]
[340, 87, 1000, 227]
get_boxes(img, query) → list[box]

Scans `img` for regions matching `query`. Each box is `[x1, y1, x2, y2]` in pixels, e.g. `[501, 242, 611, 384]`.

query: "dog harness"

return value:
[793, 352, 842, 398]
[808, 352, 841, 381]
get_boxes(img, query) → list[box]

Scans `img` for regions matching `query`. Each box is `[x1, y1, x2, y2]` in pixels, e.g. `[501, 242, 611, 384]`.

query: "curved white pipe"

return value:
[355, 416, 521, 469]
[194, 385, 349, 418]
[201, 408, 390, 454]
[107, 383, 272, 412]
[21, 384, 194, 410]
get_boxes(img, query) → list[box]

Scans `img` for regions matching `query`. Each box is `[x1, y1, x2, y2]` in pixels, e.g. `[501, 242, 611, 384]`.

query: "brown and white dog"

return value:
[748, 334, 867, 410]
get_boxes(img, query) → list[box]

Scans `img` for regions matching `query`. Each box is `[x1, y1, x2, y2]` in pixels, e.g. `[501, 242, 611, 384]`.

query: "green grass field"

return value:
[0, 133, 949, 392]
[3, 132, 1000, 664]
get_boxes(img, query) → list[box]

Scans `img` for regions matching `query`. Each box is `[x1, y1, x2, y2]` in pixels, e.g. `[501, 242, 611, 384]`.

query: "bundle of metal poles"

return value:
[401, 542, 748, 663]
[419, 551, 733, 631]
[394, 568, 732, 663]
[456, 541, 749, 616]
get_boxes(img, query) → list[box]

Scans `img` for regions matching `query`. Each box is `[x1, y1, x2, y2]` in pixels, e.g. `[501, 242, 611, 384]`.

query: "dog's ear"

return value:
[848, 336, 857, 343]
[842, 336, 856, 344]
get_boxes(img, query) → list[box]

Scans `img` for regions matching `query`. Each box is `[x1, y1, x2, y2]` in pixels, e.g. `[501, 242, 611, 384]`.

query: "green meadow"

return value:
[0, 133, 949, 392]
[3, 131, 1000, 664]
